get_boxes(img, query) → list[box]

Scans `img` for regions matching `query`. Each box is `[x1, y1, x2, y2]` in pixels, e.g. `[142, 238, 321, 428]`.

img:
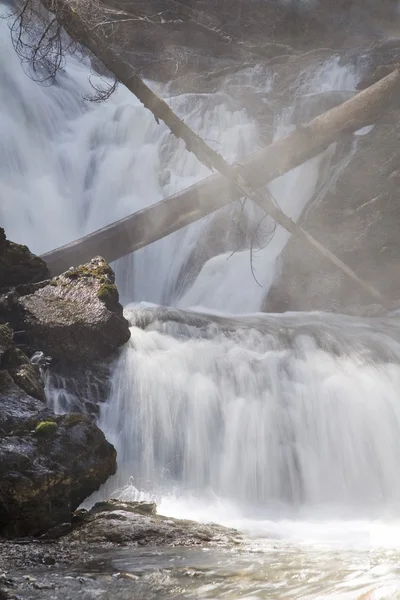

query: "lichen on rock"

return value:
[17, 256, 130, 365]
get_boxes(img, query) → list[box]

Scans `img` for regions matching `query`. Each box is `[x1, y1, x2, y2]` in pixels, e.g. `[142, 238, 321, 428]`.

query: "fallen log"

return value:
[41, 65, 400, 299]
[32, 0, 400, 301]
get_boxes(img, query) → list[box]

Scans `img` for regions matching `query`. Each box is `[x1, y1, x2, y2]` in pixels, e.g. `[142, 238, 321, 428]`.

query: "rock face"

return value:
[0, 227, 49, 290]
[0, 411, 117, 538]
[16, 257, 130, 366]
[0, 323, 117, 538]
[264, 101, 400, 314]
[0, 233, 123, 539]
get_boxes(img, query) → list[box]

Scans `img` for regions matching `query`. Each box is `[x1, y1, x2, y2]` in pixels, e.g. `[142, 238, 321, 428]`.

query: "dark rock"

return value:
[0, 228, 49, 291]
[263, 106, 400, 314]
[0, 324, 12, 361]
[356, 63, 400, 90]
[16, 257, 130, 366]
[0, 412, 117, 538]
[1, 347, 45, 402]
[0, 369, 45, 436]
[65, 500, 241, 547]
[0, 323, 45, 402]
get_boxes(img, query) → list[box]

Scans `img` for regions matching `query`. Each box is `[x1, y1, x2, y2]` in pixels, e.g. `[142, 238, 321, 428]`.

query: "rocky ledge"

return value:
[0, 229, 130, 540]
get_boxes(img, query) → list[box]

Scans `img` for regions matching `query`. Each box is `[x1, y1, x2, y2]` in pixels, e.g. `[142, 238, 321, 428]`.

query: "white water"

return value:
[2, 7, 400, 596]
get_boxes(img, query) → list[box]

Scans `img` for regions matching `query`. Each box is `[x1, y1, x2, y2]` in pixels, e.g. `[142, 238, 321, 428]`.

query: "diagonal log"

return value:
[36, 0, 400, 301]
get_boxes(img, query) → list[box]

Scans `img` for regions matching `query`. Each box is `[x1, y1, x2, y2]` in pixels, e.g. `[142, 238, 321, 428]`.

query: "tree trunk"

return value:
[38, 0, 400, 303]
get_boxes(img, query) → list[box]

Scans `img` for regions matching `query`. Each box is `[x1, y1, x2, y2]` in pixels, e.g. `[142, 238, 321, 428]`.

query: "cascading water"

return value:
[2, 5, 400, 596]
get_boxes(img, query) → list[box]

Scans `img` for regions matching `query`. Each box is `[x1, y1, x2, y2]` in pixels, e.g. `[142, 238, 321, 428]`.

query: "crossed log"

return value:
[37, 0, 400, 302]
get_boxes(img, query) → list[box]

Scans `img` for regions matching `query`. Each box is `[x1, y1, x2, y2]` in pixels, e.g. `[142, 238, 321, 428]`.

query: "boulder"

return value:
[0, 412, 117, 538]
[0, 228, 49, 291]
[263, 106, 400, 314]
[0, 301, 117, 540]
[16, 257, 130, 366]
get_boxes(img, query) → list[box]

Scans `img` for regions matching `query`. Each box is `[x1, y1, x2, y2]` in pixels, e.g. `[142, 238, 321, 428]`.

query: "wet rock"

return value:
[0, 412, 117, 538]
[65, 500, 241, 547]
[0, 228, 49, 291]
[0, 323, 45, 402]
[16, 257, 130, 366]
[0, 369, 45, 436]
[1, 347, 45, 401]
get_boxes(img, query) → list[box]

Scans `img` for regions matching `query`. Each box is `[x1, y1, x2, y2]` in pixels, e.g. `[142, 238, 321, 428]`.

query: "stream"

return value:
[2, 3, 400, 598]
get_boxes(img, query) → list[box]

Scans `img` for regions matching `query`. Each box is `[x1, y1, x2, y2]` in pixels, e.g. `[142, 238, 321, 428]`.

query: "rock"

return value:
[65, 500, 241, 547]
[0, 369, 45, 436]
[0, 323, 45, 402]
[0, 412, 117, 538]
[1, 347, 45, 401]
[263, 106, 400, 314]
[0, 324, 12, 361]
[0, 228, 49, 291]
[16, 257, 130, 366]
[90, 499, 157, 517]
[356, 63, 400, 91]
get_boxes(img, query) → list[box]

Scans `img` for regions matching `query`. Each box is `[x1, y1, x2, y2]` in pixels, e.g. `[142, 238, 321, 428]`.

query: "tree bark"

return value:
[37, 0, 400, 303]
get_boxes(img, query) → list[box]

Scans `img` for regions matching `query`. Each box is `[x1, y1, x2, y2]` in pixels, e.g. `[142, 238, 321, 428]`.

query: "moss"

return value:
[49, 279, 58, 286]
[64, 263, 113, 281]
[63, 413, 86, 428]
[34, 420, 57, 437]
[97, 283, 118, 303]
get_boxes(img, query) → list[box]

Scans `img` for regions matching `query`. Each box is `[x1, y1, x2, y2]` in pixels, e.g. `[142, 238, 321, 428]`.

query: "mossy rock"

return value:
[64, 261, 114, 282]
[34, 420, 57, 437]
[97, 283, 119, 307]
[63, 413, 87, 428]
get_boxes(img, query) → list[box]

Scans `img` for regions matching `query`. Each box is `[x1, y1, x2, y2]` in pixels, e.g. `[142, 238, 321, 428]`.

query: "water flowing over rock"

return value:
[3, 2, 400, 597]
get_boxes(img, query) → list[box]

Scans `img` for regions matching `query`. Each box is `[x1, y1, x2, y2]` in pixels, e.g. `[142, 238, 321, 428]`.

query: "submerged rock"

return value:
[17, 257, 130, 365]
[0, 227, 49, 291]
[0, 412, 117, 538]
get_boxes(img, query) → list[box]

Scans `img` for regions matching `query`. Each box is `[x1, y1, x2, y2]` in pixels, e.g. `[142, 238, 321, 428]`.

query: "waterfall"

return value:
[95, 307, 400, 521]
[5, 4, 399, 526]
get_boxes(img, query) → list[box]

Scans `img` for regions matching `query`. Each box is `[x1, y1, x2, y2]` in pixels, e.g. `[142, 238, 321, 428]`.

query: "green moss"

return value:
[64, 263, 113, 281]
[49, 279, 58, 286]
[34, 420, 57, 437]
[97, 283, 118, 303]
[63, 413, 86, 428]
